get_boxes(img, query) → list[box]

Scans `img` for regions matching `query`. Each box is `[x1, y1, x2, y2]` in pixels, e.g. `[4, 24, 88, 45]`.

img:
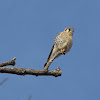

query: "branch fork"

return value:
[0, 57, 62, 77]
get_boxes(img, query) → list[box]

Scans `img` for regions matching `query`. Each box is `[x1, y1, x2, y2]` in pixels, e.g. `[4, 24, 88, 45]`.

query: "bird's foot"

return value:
[60, 49, 66, 55]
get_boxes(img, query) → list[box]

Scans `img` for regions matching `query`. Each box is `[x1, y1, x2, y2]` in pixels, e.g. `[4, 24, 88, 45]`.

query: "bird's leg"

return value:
[60, 49, 66, 55]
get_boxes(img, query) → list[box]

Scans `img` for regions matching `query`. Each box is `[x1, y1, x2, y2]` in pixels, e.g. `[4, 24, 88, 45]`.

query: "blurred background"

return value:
[0, 0, 100, 100]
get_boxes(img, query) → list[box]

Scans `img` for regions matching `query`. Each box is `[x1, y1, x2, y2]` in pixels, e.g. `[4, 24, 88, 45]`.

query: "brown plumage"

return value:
[44, 27, 74, 70]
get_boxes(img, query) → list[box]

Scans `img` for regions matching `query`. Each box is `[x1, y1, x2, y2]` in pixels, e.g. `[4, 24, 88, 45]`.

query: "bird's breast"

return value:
[65, 38, 72, 53]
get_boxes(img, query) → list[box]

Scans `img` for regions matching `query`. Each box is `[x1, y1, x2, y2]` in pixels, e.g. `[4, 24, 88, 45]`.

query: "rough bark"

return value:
[0, 57, 16, 67]
[0, 67, 62, 77]
[0, 57, 62, 77]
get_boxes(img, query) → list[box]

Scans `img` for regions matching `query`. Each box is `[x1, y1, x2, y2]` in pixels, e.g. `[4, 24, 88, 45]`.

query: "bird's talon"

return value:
[61, 49, 65, 54]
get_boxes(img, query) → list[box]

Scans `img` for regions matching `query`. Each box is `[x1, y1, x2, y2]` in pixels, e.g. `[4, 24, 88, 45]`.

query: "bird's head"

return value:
[64, 26, 74, 35]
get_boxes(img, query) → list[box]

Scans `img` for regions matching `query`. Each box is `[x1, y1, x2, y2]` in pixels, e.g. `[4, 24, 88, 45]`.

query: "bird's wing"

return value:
[46, 32, 62, 62]
[46, 44, 54, 62]
[44, 44, 54, 67]
[44, 32, 63, 68]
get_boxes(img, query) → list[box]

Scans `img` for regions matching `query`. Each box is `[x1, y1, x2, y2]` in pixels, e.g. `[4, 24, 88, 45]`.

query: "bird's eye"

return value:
[66, 29, 70, 32]
[69, 29, 70, 31]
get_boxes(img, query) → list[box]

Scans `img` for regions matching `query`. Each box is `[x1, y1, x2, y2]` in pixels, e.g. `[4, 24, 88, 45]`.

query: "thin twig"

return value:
[28, 95, 32, 100]
[0, 57, 16, 67]
[0, 78, 9, 86]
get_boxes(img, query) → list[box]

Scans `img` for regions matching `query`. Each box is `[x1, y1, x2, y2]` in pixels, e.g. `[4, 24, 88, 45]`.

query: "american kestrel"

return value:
[44, 27, 74, 70]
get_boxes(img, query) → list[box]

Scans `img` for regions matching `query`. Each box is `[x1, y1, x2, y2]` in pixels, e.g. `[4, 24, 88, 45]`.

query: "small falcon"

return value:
[44, 27, 74, 70]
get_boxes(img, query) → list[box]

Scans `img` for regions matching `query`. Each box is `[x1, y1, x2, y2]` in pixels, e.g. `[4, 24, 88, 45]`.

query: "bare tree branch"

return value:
[0, 57, 62, 77]
[0, 78, 8, 86]
[0, 67, 62, 77]
[0, 57, 16, 67]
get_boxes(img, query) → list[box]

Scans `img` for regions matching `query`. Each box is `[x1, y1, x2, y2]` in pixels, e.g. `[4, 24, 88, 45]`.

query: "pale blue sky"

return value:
[0, 0, 100, 100]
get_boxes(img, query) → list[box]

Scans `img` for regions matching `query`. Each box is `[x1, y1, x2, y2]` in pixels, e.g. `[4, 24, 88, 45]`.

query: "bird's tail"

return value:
[44, 59, 51, 70]
[44, 51, 61, 70]
[44, 45, 54, 70]
[44, 56, 56, 70]
[44, 55, 58, 70]
[44, 62, 47, 68]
